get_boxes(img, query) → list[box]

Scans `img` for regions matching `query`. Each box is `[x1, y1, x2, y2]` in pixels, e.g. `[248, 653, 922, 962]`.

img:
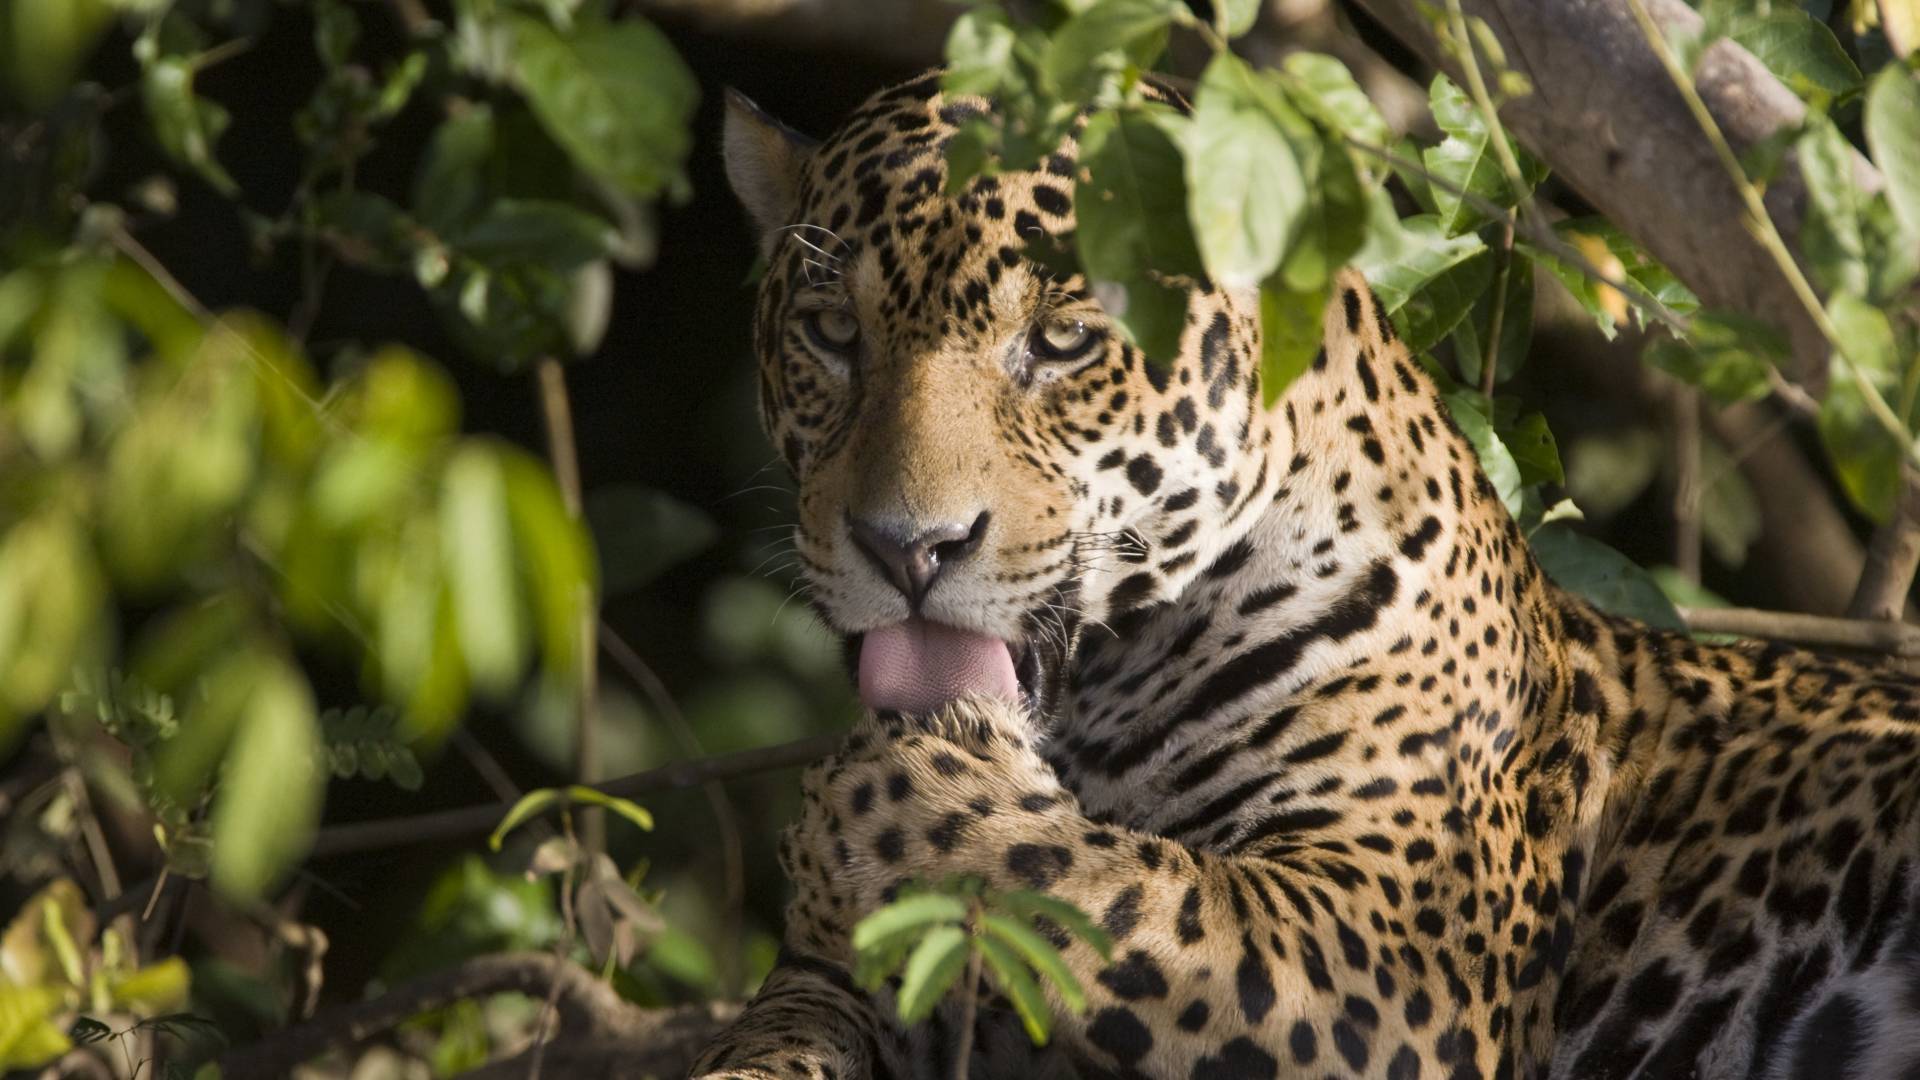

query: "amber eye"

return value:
[803, 308, 860, 352]
[1031, 317, 1098, 360]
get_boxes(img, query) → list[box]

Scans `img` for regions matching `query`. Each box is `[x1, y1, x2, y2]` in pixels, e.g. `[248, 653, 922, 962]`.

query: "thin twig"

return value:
[1479, 221, 1514, 403]
[598, 621, 750, 997]
[1670, 381, 1701, 583]
[1679, 605, 1920, 656]
[534, 356, 602, 856]
[951, 941, 982, 1080]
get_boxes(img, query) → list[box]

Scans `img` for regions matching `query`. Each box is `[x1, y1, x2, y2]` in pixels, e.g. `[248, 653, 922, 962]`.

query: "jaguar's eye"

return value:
[803, 308, 860, 351]
[1032, 317, 1098, 360]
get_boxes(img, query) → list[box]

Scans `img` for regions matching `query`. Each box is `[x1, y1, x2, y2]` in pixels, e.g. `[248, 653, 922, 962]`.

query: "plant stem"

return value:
[1678, 605, 1920, 655]
[535, 356, 602, 855]
[951, 936, 983, 1080]
[1480, 221, 1513, 405]
[1442, 0, 1536, 220]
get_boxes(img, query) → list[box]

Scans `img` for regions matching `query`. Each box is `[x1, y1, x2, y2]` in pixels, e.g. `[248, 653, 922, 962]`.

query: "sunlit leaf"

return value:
[1045, 0, 1180, 102]
[982, 913, 1087, 1013]
[1421, 75, 1543, 237]
[1452, 256, 1533, 388]
[0, 985, 71, 1070]
[502, 452, 594, 679]
[1796, 112, 1869, 295]
[1443, 392, 1523, 515]
[1279, 52, 1390, 155]
[1353, 208, 1490, 350]
[851, 893, 969, 953]
[1185, 54, 1309, 288]
[108, 958, 190, 1013]
[1075, 106, 1202, 360]
[976, 933, 1052, 1045]
[565, 786, 654, 835]
[995, 891, 1113, 961]
[488, 788, 561, 851]
[441, 444, 527, 697]
[894, 924, 969, 1024]
[1258, 283, 1327, 407]
[944, 6, 1019, 97]
[1721, 11, 1862, 100]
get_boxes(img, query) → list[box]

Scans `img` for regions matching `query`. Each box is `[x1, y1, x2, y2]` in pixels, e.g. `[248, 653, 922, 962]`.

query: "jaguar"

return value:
[691, 71, 1920, 1079]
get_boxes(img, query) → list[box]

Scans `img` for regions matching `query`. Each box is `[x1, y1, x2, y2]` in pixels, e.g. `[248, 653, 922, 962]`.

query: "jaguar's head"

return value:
[724, 73, 1277, 721]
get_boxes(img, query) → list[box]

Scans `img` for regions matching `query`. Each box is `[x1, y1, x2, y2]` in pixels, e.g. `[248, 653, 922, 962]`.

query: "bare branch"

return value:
[214, 951, 737, 1079]
[1679, 606, 1920, 656]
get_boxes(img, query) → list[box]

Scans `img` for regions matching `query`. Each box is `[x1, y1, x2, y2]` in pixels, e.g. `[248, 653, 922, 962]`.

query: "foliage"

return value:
[851, 877, 1112, 1050]
[940, 0, 1920, 610]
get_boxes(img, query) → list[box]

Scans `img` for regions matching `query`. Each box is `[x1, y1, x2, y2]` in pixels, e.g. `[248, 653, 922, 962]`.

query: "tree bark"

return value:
[1346, 0, 1880, 388]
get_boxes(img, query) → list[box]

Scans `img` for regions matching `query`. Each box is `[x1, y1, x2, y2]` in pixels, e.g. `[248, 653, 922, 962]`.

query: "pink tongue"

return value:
[858, 619, 1019, 714]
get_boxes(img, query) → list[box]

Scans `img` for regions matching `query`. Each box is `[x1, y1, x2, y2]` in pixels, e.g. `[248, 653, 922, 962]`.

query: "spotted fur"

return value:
[693, 73, 1920, 1080]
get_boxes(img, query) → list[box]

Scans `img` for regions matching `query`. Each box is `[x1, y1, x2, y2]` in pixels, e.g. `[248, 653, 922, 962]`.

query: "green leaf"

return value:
[1721, 11, 1862, 100]
[140, 56, 237, 195]
[564, 786, 655, 834]
[1218, 0, 1261, 36]
[1421, 76, 1543, 237]
[0, 511, 105, 717]
[1353, 209, 1491, 350]
[851, 893, 969, 953]
[1452, 255, 1533, 387]
[3, 0, 113, 110]
[587, 485, 717, 598]
[1796, 112, 1869, 295]
[1075, 107, 1202, 360]
[453, 199, 613, 269]
[1818, 294, 1908, 522]
[313, 190, 419, 273]
[108, 958, 191, 1012]
[1278, 53, 1390, 153]
[1866, 66, 1920, 245]
[1531, 524, 1685, 630]
[441, 445, 527, 697]
[510, 15, 698, 198]
[210, 658, 323, 899]
[894, 924, 970, 1024]
[1699, 438, 1761, 567]
[1565, 428, 1662, 518]
[995, 891, 1113, 960]
[502, 452, 595, 679]
[976, 933, 1052, 1045]
[1185, 54, 1309, 287]
[313, 0, 360, 68]
[414, 105, 497, 234]
[982, 913, 1087, 1013]
[1258, 283, 1328, 406]
[1278, 129, 1368, 292]
[1642, 311, 1788, 405]
[489, 788, 561, 851]
[1045, 0, 1179, 102]
[1506, 411, 1563, 487]
[1443, 392, 1523, 515]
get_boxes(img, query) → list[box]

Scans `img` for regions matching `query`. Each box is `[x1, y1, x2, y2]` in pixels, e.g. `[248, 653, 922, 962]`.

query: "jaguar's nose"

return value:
[848, 510, 991, 609]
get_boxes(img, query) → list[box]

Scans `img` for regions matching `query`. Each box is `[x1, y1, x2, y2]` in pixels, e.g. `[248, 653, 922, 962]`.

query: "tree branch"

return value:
[1346, 0, 1878, 387]
[213, 951, 737, 1079]
[1846, 470, 1920, 621]
[1679, 606, 1920, 657]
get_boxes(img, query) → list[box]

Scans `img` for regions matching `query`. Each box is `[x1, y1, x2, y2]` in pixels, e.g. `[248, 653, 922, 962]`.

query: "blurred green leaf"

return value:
[1045, 0, 1178, 101]
[1818, 293, 1908, 522]
[1218, 0, 1260, 36]
[587, 485, 717, 597]
[509, 14, 698, 198]
[1642, 311, 1787, 405]
[1184, 54, 1309, 288]
[1721, 11, 1862, 100]
[982, 913, 1085, 1012]
[944, 6, 1019, 97]
[996, 891, 1112, 961]
[0, 512, 105, 719]
[0, 985, 71, 1069]
[454, 199, 613, 268]
[853, 894, 968, 953]
[1796, 113, 1869, 296]
[3, 0, 112, 109]
[503, 452, 595, 680]
[1566, 428, 1661, 518]
[894, 924, 969, 1025]
[441, 444, 527, 697]
[140, 56, 237, 195]
[1699, 437, 1761, 567]
[209, 655, 322, 899]
[1531, 524, 1685, 629]
[1866, 66, 1920, 246]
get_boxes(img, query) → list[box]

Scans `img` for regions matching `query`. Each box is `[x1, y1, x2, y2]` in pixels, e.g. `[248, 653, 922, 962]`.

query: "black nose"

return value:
[848, 511, 991, 608]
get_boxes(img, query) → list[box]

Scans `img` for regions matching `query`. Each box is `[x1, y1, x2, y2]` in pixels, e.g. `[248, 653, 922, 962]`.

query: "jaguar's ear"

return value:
[723, 88, 820, 258]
